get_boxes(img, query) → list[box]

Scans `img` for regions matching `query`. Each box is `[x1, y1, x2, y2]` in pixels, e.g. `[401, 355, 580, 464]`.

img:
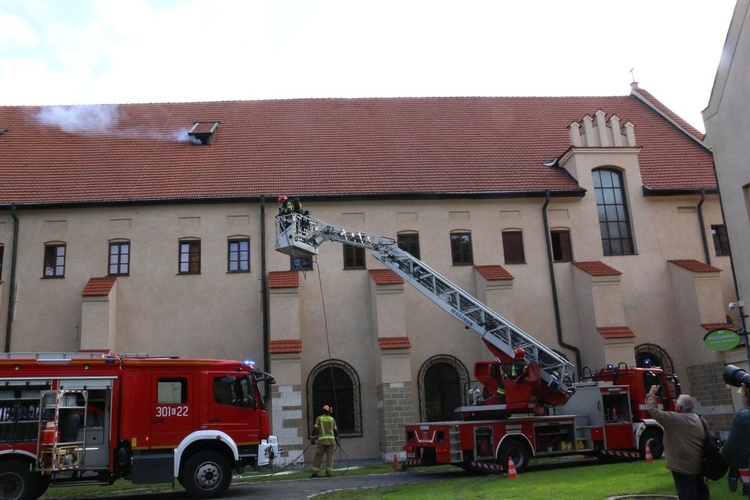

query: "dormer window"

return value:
[187, 121, 220, 145]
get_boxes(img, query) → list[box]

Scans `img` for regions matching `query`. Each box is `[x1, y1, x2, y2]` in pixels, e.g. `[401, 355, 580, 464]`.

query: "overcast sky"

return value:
[0, 0, 737, 132]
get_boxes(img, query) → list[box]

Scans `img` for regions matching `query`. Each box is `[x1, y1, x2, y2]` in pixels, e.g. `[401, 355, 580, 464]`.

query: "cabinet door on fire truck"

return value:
[150, 374, 194, 448]
[208, 375, 263, 444]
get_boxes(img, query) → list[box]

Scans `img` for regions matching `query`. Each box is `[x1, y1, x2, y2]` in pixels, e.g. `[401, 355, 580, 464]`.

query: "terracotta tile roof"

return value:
[474, 265, 514, 281]
[378, 337, 412, 350]
[269, 339, 302, 354]
[369, 269, 404, 285]
[572, 261, 622, 276]
[631, 87, 705, 140]
[597, 326, 636, 339]
[701, 323, 738, 332]
[268, 271, 299, 288]
[81, 277, 116, 296]
[0, 92, 714, 206]
[668, 260, 722, 273]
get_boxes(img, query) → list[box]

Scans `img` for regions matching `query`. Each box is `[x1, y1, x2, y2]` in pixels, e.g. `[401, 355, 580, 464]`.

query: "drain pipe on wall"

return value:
[542, 192, 582, 379]
[260, 196, 272, 399]
[696, 189, 711, 265]
[4, 205, 19, 353]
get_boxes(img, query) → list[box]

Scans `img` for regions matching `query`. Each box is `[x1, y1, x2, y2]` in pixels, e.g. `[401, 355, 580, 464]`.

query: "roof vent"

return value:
[187, 121, 220, 145]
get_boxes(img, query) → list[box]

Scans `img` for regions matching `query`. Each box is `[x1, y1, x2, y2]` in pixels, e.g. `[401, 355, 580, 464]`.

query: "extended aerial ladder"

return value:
[275, 213, 576, 411]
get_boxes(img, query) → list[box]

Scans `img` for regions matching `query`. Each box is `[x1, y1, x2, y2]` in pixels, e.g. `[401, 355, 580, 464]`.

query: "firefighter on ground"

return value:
[310, 404, 339, 478]
[497, 348, 529, 401]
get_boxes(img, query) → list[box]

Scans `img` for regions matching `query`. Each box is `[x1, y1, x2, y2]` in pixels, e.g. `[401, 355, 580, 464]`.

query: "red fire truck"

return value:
[275, 213, 680, 474]
[0, 352, 278, 500]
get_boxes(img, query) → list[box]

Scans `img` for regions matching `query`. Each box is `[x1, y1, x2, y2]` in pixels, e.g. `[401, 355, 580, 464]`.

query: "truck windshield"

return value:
[213, 375, 257, 408]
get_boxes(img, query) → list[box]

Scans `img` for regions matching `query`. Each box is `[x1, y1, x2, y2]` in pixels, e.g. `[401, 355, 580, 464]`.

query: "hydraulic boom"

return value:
[275, 213, 576, 409]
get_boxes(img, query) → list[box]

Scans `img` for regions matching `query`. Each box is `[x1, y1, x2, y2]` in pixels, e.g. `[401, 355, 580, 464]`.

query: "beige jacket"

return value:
[646, 394, 705, 475]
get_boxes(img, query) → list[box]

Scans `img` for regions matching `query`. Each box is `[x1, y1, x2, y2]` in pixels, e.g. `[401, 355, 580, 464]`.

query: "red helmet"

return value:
[322, 405, 332, 413]
[278, 195, 288, 203]
[514, 348, 525, 360]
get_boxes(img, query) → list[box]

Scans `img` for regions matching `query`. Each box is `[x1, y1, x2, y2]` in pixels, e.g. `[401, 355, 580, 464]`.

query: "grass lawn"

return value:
[40, 458, 738, 499]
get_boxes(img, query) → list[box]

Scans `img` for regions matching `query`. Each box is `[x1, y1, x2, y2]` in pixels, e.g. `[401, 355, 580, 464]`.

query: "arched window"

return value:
[593, 168, 634, 256]
[418, 355, 470, 422]
[307, 360, 361, 437]
[635, 343, 675, 374]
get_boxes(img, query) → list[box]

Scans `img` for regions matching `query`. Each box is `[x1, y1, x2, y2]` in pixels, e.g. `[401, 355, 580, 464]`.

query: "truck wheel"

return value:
[639, 429, 664, 460]
[181, 451, 232, 499]
[497, 438, 531, 473]
[0, 460, 38, 500]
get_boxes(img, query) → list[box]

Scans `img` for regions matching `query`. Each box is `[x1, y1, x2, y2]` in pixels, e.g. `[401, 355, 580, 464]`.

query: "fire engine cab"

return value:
[0, 352, 278, 500]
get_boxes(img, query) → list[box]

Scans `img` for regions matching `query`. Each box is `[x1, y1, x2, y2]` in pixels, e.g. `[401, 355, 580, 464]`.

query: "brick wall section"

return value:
[686, 361, 734, 433]
[271, 384, 304, 463]
[377, 382, 413, 458]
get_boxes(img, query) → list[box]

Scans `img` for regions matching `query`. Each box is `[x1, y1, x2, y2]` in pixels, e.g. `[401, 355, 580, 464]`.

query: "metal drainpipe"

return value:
[542, 192, 582, 379]
[260, 196, 271, 399]
[5, 205, 19, 353]
[697, 189, 711, 265]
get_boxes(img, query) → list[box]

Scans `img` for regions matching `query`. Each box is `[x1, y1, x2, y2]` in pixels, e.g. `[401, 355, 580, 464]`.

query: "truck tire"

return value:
[497, 438, 531, 473]
[639, 428, 664, 460]
[0, 460, 38, 500]
[181, 450, 232, 499]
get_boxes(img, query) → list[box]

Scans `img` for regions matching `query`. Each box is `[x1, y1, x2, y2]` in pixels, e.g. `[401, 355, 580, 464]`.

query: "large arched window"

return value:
[307, 360, 362, 437]
[593, 168, 634, 256]
[418, 355, 470, 422]
[635, 343, 675, 374]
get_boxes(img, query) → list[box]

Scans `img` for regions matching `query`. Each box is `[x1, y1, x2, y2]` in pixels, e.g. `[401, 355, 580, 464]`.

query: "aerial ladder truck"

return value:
[275, 212, 678, 472]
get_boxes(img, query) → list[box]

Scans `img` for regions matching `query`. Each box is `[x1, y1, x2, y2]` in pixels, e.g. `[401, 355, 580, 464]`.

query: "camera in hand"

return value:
[723, 364, 750, 387]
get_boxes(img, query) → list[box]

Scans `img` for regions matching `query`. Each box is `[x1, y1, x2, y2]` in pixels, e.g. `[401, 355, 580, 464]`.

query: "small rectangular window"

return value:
[0, 245, 4, 280]
[108, 242, 130, 276]
[450, 232, 473, 265]
[397, 233, 421, 259]
[343, 244, 366, 269]
[228, 239, 250, 273]
[179, 241, 201, 274]
[502, 231, 525, 264]
[712, 225, 730, 256]
[43, 244, 66, 278]
[291, 255, 313, 271]
[551, 230, 573, 262]
[157, 378, 188, 404]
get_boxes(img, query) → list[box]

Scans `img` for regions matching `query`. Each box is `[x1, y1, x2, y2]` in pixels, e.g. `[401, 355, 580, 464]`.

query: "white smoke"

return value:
[35, 104, 120, 134]
[35, 105, 198, 143]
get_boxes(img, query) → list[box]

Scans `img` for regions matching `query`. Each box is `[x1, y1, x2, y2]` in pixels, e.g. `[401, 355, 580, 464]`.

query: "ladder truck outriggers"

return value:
[0, 352, 278, 500]
[276, 212, 679, 473]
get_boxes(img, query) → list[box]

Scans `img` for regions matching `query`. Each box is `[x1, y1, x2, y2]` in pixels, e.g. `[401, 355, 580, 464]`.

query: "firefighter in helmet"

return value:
[278, 195, 294, 216]
[497, 348, 529, 401]
[310, 404, 339, 477]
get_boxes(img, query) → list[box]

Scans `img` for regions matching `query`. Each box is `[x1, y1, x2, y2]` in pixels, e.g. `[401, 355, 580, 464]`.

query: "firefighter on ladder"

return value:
[497, 348, 529, 402]
[310, 405, 339, 477]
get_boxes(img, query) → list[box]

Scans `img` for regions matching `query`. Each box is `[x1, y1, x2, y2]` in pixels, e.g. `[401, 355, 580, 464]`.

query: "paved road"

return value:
[77, 468, 467, 499]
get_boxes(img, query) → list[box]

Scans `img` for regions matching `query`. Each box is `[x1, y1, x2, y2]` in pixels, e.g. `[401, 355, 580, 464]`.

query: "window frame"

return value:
[501, 230, 526, 264]
[291, 255, 313, 271]
[593, 168, 635, 256]
[343, 244, 366, 270]
[397, 232, 421, 259]
[227, 238, 251, 273]
[450, 231, 473, 266]
[711, 225, 730, 256]
[550, 229, 573, 262]
[178, 240, 201, 275]
[43, 243, 66, 278]
[108, 240, 131, 276]
[0, 245, 3, 281]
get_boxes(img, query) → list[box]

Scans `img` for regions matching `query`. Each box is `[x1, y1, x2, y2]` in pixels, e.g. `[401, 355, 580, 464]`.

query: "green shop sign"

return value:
[703, 328, 741, 352]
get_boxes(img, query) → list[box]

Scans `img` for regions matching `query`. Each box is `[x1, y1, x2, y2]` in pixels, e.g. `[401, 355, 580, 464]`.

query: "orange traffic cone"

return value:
[392, 453, 399, 471]
[644, 442, 654, 463]
[507, 457, 518, 479]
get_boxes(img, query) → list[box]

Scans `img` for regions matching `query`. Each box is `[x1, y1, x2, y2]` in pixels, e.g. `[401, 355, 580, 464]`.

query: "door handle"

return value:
[152, 419, 165, 424]
[210, 418, 223, 423]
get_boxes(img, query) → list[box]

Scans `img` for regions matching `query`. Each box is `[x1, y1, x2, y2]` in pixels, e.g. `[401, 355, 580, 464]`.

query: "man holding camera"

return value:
[646, 385, 709, 500]
[722, 382, 750, 492]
